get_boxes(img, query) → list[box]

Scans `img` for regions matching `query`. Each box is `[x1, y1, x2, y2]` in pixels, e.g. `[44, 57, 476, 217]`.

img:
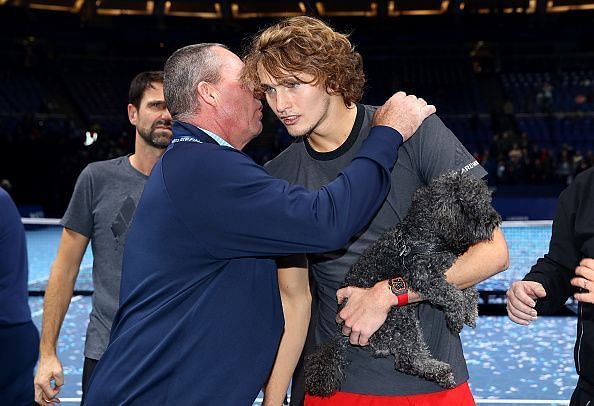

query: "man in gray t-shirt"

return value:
[243, 16, 510, 405]
[34, 71, 172, 405]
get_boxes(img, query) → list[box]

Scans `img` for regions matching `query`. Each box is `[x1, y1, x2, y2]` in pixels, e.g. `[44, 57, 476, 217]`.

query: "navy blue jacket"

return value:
[84, 122, 402, 405]
[0, 188, 30, 325]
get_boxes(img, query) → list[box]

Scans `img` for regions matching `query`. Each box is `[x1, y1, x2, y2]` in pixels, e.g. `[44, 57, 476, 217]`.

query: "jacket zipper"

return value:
[577, 302, 584, 373]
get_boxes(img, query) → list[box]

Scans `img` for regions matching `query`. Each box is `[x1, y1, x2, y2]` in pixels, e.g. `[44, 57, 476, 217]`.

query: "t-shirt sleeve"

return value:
[61, 165, 95, 238]
[411, 114, 487, 183]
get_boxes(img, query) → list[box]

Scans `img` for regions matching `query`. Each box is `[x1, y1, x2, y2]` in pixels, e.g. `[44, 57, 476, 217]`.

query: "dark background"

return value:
[1, 0, 593, 218]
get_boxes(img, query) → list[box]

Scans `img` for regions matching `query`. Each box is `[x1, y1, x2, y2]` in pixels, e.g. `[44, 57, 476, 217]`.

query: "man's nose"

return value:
[275, 89, 291, 113]
[161, 109, 172, 121]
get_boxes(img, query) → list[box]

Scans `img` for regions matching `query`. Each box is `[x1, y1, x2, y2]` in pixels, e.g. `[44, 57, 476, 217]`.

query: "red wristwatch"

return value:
[387, 277, 409, 307]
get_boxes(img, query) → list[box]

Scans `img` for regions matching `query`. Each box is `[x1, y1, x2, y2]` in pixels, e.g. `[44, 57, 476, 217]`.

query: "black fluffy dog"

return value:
[305, 170, 501, 396]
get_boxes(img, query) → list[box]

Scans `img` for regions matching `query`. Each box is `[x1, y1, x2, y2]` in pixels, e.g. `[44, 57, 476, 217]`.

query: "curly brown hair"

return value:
[242, 16, 365, 106]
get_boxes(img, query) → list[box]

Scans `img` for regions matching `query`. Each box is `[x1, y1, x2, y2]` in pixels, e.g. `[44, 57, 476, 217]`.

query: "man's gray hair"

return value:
[164, 43, 228, 121]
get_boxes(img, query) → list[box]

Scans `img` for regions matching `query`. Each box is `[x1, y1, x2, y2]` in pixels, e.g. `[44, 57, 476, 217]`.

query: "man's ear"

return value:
[325, 76, 340, 96]
[127, 104, 138, 126]
[197, 81, 218, 107]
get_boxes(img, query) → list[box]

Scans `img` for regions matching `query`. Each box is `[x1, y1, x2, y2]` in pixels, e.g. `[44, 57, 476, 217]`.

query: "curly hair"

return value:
[242, 16, 365, 106]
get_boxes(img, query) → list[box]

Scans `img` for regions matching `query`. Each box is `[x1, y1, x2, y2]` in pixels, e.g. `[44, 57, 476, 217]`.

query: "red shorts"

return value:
[304, 382, 475, 406]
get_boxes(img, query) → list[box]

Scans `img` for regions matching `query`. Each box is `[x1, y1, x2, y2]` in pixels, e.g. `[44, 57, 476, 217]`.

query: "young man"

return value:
[82, 43, 435, 405]
[34, 71, 172, 405]
[242, 16, 509, 405]
[507, 167, 594, 405]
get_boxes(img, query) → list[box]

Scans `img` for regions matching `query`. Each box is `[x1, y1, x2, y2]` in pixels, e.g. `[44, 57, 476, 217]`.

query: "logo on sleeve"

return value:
[456, 146, 479, 173]
[461, 161, 479, 173]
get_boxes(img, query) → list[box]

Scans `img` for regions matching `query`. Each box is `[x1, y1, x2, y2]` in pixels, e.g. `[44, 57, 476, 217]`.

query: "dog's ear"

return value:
[450, 173, 501, 249]
[407, 171, 463, 251]
[427, 171, 501, 254]
[406, 171, 501, 254]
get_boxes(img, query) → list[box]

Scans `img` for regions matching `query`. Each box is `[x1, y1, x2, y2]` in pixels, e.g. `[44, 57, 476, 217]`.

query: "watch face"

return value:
[390, 277, 407, 295]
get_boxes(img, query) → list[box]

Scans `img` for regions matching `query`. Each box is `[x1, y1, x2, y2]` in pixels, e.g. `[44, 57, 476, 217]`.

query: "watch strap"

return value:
[388, 277, 409, 307]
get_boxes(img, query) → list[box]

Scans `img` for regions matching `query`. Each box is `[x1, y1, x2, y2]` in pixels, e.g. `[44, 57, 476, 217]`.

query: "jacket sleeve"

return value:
[165, 126, 403, 259]
[523, 190, 579, 314]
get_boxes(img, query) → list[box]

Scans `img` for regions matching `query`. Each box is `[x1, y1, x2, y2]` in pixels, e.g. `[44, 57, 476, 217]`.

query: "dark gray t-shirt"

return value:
[266, 105, 487, 395]
[61, 155, 148, 360]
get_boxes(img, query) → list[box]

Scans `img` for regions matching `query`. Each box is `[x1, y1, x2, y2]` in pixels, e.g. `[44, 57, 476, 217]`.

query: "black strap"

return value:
[392, 228, 449, 273]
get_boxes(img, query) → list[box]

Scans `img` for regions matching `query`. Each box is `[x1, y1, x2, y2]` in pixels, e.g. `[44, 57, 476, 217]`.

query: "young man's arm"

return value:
[443, 227, 509, 288]
[336, 227, 509, 346]
[34, 228, 89, 405]
[263, 256, 310, 406]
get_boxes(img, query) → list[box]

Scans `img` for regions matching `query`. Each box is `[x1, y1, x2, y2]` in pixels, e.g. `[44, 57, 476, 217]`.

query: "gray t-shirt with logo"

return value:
[61, 155, 148, 360]
[266, 105, 486, 396]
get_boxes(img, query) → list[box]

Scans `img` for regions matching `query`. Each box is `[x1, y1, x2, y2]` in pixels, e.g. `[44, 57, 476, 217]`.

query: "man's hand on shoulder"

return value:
[372, 91, 436, 142]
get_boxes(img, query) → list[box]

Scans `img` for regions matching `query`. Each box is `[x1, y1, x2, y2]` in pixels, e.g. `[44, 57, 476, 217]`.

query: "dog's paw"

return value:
[304, 340, 345, 397]
[436, 371, 457, 389]
[425, 359, 456, 389]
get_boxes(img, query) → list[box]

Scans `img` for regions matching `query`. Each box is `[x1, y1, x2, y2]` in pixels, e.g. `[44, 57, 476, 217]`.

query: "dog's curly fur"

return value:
[305, 171, 502, 397]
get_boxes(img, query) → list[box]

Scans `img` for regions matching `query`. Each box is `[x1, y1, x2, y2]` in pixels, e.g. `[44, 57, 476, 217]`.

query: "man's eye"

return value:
[262, 86, 275, 94]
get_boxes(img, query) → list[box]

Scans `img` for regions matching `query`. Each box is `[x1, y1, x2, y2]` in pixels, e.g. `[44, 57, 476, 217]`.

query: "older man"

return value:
[83, 43, 435, 405]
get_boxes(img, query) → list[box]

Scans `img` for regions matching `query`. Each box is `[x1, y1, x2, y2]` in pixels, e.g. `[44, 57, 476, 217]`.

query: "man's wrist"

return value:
[39, 344, 58, 357]
[387, 277, 409, 307]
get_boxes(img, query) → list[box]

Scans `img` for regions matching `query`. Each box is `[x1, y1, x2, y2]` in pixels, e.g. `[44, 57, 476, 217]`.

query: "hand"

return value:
[506, 280, 547, 325]
[372, 91, 436, 142]
[571, 258, 594, 304]
[335, 281, 394, 346]
[34, 354, 64, 405]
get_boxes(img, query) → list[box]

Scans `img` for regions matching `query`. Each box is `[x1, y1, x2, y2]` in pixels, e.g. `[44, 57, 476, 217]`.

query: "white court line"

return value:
[57, 397, 267, 404]
[31, 296, 83, 318]
[29, 265, 93, 286]
[476, 400, 569, 405]
[30, 277, 51, 285]
[21, 217, 61, 225]
[54, 398, 570, 405]
[502, 220, 553, 227]
[23, 218, 552, 227]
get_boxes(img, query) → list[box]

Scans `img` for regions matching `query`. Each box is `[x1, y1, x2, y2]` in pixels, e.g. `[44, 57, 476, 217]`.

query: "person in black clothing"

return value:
[507, 166, 594, 406]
